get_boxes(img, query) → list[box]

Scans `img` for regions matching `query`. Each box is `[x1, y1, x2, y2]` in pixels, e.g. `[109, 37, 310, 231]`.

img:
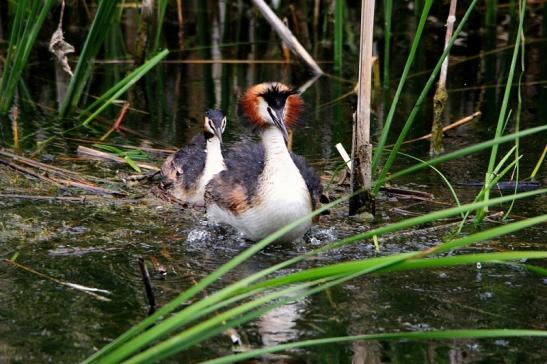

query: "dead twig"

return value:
[0, 193, 145, 205]
[381, 186, 435, 200]
[0, 157, 63, 186]
[0, 193, 100, 202]
[77, 145, 160, 171]
[0, 149, 125, 196]
[3, 259, 111, 301]
[0, 148, 109, 184]
[387, 111, 481, 147]
[100, 102, 131, 141]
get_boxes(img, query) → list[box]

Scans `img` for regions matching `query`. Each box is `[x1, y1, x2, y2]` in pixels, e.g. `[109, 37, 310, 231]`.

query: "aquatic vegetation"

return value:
[0, 0, 545, 362]
[0, 0, 55, 113]
[84, 190, 547, 363]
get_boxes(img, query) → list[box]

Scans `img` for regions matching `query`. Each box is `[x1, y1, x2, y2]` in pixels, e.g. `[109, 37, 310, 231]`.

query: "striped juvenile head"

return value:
[238, 82, 304, 141]
[203, 109, 227, 142]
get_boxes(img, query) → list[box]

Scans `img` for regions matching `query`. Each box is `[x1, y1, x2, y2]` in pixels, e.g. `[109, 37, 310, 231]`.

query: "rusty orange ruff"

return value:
[239, 82, 303, 130]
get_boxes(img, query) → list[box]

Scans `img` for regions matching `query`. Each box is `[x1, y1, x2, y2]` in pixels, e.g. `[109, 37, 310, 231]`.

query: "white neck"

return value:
[205, 137, 224, 172]
[191, 136, 224, 204]
[261, 127, 289, 159]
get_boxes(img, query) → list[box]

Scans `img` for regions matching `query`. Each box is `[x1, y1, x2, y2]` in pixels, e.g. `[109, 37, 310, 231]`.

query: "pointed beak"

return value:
[213, 126, 223, 143]
[271, 108, 288, 144]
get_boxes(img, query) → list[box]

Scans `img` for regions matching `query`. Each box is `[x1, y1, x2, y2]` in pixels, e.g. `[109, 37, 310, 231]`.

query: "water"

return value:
[1, 2, 546, 363]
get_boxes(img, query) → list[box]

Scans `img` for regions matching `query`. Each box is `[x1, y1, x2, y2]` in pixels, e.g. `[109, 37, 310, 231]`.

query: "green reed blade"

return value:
[334, 0, 344, 74]
[371, 0, 433, 172]
[80, 50, 169, 126]
[59, 0, 119, 117]
[201, 329, 547, 364]
[378, 124, 547, 186]
[373, 0, 479, 193]
[383, 0, 393, 89]
[0, 0, 55, 113]
[477, 0, 526, 222]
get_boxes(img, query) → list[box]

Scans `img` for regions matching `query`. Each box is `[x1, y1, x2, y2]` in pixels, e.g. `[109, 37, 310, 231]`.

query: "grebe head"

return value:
[204, 108, 227, 143]
[238, 82, 303, 143]
[159, 109, 226, 191]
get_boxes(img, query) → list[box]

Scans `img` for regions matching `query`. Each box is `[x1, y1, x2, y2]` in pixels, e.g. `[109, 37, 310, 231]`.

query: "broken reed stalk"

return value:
[349, 0, 375, 216]
[100, 101, 131, 141]
[251, 0, 323, 75]
[77, 145, 160, 171]
[138, 257, 157, 315]
[387, 111, 481, 147]
[431, 0, 458, 156]
[0, 148, 125, 195]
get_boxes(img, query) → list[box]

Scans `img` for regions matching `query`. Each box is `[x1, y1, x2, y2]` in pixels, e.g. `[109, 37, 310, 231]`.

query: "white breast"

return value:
[186, 138, 225, 206]
[244, 150, 312, 242]
[207, 128, 312, 242]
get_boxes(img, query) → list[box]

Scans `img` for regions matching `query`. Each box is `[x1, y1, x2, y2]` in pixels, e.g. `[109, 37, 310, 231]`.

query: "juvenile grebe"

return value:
[205, 83, 322, 242]
[159, 109, 226, 206]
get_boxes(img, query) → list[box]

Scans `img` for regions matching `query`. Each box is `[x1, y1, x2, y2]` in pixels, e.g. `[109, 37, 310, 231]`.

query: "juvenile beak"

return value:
[213, 126, 223, 143]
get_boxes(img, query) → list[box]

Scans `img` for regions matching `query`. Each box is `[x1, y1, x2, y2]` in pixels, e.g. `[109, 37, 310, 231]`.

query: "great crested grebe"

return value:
[159, 109, 226, 206]
[205, 82, 322, 242]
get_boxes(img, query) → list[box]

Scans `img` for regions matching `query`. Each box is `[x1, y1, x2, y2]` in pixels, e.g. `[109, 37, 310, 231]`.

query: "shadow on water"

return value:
[0, 2, 546, 363]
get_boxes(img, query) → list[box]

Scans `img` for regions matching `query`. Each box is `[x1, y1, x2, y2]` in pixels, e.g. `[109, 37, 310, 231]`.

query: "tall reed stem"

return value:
[430, 0, 458, 156]
[349, 0, 375, 215]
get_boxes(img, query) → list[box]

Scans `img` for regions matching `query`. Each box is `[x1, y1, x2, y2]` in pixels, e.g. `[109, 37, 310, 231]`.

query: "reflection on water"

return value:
[258, 301, 302, 347]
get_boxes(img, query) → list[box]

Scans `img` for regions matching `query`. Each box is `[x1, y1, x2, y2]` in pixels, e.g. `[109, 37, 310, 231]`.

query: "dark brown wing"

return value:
[205, 141, 265, 214]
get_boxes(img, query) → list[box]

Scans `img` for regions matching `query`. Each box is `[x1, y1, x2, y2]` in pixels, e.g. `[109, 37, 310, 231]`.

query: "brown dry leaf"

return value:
[49, 28, 75, 76]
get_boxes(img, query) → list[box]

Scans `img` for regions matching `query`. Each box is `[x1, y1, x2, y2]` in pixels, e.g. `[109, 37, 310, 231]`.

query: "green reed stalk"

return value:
[80, 50, 169, 126]
[529, 145, 546, 180]
[202, 329, 547, 364]
[379, 124, 547, 186]
[485, 0, 497, 28]
[0, 0, 55, 113]
[504, 0, 527, 220]
[457, 149, 522, 233]
[59, 0, 119, 117]
[393, 150, 462, 214]
[383, 0, 393, 89]
[151, 0, 169, 52]
[373, 0, 478, 194]
[371, 0, 433, 172]
[334, 0, 344, 75]
[476, 0, 526, 222]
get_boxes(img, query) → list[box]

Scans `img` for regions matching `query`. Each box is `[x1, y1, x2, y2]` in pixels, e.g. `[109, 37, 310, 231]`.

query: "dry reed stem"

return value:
[387, 111, 481, 147]
[77, 145, 160, 171]
[349, 0, 375, 215]
[100, 102, 131, 141]
[251, 0, 323, 74]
